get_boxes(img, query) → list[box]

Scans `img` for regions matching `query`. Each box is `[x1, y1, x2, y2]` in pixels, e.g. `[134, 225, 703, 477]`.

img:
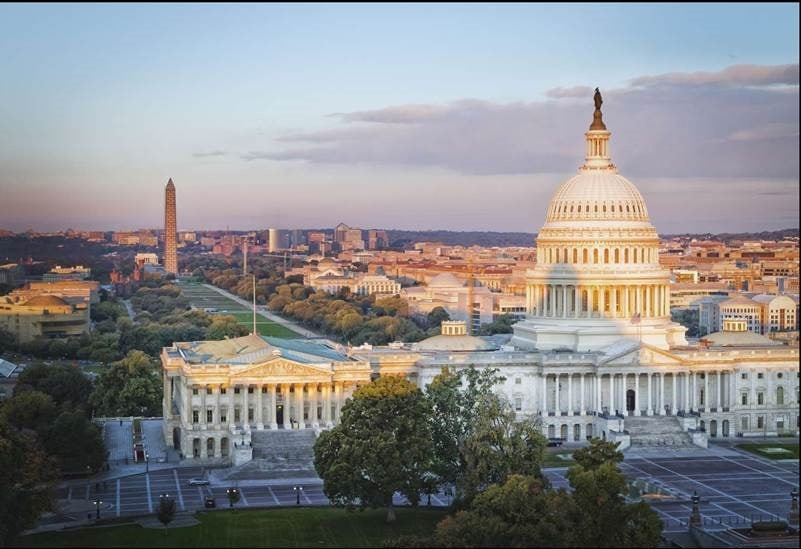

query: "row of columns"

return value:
[527, 283, 669, 319]
[184, 381, 351, 431]
[538, 245, 655, 265]
[538, 370, 736, 416]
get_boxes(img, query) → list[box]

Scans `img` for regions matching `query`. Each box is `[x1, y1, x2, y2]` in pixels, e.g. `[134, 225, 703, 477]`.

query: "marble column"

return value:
[623, 286, 630, 318]
[645, 286, 651, 317]
[692, 372, 697, 411]
[562, 285, 568, 318]
[704, 373, 709, 411]
[611, 286, 618, 317]
[567, 374, 573, 415]
[228, 385, 235, 428]
[256, 384, 264, 429]
[297, 383, 306, 429]
[580, 374, 586, 415]
[214, 385, 221, 429]
[542, 373, 548, 414]
[334, 382, 343, 423]
[634, 373, 641, 416]
[599, 287, 606, 317]
[555, 374, 561, 414]
[647, 374, 653, 415]
[269, 384, 278, 429]
[609, 373, 615, 415]
[595, 374, 602, 414]
[183, 383, 192, 428]
[672, 374, 677, 414]
[574, 286, 580, 318]
[659, 374, 666, 415]
[281, 384, 291, 429]
[309, 384, 318, 428]
[717, 371, 722, 411]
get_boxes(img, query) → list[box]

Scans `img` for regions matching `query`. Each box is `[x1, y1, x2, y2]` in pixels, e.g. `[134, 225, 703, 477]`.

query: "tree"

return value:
[426, 307, 450, 330]
[44, 410, 106, 474]
[425, 367, 503, 500]
[14, 363, 92, 409]
[460, 395, 546, 502]
[427, 475, 575, 548]
[314, 376, 434, 523]
[0, 419, 57, 546]
[206, 315, 249, 340]
[157, 495, 177, 535]
[89, 350, 163, 417]
[0, 391, 58, 434]
[565, 439, 662, 548]
[0, 327, 16, 353]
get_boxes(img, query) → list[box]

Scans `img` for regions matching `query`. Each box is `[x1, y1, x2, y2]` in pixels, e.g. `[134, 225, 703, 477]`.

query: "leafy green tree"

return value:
[206, 315, 250, 339]
[44, 410, 105, 474]
[425, 367, 503, 499]
[428, 475, 575, 548]
[426, 307, 450, 330]
[14, 363, 92, 409]
[0, 419, 57, 546]
[477, 314, 518, 335]
[0, 327, 17, 353]
[566, 439, 662, 548]
[460, 395, 547, 502]
[90, 350, 163, 417]
[314, 376, 434, 523]
[0, 391, 58, 434]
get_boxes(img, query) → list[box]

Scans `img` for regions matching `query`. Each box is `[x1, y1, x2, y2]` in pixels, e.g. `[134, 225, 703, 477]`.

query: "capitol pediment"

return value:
[602, 344, 686, 366]
[233, 358, 332, 379]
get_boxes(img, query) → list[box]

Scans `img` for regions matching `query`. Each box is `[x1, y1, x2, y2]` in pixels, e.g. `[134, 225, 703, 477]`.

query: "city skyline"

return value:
[0, 3, 798, 233]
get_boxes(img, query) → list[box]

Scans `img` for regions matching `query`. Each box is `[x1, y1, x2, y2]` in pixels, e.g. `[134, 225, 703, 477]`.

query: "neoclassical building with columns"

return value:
[163, 92, 798, 463]
[161, 334, 371, 460]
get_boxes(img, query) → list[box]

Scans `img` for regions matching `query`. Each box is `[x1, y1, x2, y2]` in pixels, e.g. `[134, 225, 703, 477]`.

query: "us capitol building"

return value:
[162, 92, 798, 463]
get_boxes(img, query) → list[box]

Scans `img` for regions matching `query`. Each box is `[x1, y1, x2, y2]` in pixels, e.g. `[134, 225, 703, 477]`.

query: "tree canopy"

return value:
[314, 376, 434, 523]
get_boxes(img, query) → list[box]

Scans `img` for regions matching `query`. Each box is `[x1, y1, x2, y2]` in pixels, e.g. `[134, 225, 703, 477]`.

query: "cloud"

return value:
[249, 63, 799, 179]
[629, 63, 799, 88]
[192, 150, 227, 158]
[545, 86, 594, 99]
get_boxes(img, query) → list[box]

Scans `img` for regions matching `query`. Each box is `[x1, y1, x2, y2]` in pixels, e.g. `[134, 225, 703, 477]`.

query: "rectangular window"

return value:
[758, 392, 764, 405]
[234, 388, 240, 394]
[220, 410, 227, 423]
[757, 373, 764, 379]
[514, 397, 522, 412]
[741, 393, 748, 405]
[248, 408, 254, 421]
[757, 416, 764, 429]
[262, 386, 268, 393]
[234, 409, 240, 422]
[192, 410, 199, 423]
[192, 388, 198, 395]
[206, 410, 213, 423]
[515, 377, 522, 385]
[741, 373, 748, 380]
[248, 387, 254, 394]
[700, 389, 705, 406]
[220, 388, 227, 395]
[206, 387, 212, 395]
[741, 416, 749, 430]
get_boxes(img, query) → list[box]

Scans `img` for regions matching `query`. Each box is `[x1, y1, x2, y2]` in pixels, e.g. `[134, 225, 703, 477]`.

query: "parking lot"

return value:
[545, 448, 799, 533]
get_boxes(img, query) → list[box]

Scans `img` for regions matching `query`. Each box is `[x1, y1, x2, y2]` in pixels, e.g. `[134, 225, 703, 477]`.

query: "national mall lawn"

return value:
[18, 507, 448, 548]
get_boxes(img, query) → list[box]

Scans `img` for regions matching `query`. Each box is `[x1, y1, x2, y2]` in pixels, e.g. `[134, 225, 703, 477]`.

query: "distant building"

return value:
[0, 263, 25, 287]
[0, 358, 24, 401]
[43, 265, 91, 282]
[135, 253, 160, 267]
[268, 229, 290, 253]
[0, 294, 90, 343]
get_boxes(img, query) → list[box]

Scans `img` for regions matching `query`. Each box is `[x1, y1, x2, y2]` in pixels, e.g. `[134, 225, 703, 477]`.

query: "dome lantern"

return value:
[581, 88, 616, 172]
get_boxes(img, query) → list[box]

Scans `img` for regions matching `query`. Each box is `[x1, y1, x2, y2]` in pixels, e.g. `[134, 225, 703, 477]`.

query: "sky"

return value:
[0, 3, 798, 234]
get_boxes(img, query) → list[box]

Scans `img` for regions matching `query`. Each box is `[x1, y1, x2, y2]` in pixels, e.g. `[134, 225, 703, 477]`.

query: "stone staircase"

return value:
[624, 415, 694, 447]
[215, 429, 318, 481]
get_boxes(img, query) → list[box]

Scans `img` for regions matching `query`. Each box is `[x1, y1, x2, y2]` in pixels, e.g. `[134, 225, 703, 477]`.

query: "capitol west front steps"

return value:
[624, 415, 699, 448]
[213, 429, 319, 482]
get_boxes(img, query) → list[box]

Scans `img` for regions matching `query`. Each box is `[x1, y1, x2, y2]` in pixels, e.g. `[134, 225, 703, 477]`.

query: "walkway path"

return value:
[122, 300, 136, 323]
[202, 284, 323, 339]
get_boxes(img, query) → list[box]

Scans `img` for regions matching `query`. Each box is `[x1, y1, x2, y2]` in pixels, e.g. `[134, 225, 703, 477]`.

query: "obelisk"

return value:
[164, 179, 178, 274]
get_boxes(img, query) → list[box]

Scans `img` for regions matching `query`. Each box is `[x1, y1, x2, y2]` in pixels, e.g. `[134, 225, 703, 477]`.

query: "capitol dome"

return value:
[512, 89, 687, 352]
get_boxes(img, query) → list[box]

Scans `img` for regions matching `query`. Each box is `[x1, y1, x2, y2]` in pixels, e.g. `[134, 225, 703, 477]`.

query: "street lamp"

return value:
[226, 488, 239, 508]
[145, 452, 150, 473]
[93, 499, 103, 520]
[293, 485, 303, 505]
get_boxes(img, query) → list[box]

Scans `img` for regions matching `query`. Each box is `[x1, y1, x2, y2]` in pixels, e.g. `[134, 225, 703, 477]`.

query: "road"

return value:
[202, 283, 323, 339]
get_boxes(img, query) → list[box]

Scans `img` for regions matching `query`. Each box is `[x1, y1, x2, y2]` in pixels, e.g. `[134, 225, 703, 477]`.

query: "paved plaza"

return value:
[546, 447, 799, 533]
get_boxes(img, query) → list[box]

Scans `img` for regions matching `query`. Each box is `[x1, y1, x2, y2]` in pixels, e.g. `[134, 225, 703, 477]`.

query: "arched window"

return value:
[624, 248, 629, 263]
[777, 386, 784, 405]
[593, 249, 599, 264]
[602, 204, 606, 213]
[555, 249, 560, 262]
[583, 248, 588, 263]
[611, 204, 615, 212]
[570, 205, 574, 213]
[614, 249, 619, 263]
[633, 249, 638, 263]
[573, 248, 578, 263]
[604, 249, 609, 263]
[594, 205, 598, 213]
[578, 205, 582, 213]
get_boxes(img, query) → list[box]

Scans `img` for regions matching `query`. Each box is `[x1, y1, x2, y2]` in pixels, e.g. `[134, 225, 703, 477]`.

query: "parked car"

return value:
[188, 478, 209, 486]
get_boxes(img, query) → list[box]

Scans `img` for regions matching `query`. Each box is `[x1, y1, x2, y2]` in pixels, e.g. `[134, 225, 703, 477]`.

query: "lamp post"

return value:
[145, 452, 150, 473]
[293, 485, 303, 505]
[85, 465, 91, 500]
[226, 488, 239, 508]
[93, 499, 102, 520]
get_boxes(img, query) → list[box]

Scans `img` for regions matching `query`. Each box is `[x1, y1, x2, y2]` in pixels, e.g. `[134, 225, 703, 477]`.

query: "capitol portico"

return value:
[162, 91, 799, 464]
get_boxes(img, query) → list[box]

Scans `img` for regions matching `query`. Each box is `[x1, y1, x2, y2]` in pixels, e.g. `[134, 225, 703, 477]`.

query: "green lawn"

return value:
[737, 443, 799, 460]
[19, 507, 447, 548]
[222, 312, 300, 338]
[543, 451, 575, 468]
